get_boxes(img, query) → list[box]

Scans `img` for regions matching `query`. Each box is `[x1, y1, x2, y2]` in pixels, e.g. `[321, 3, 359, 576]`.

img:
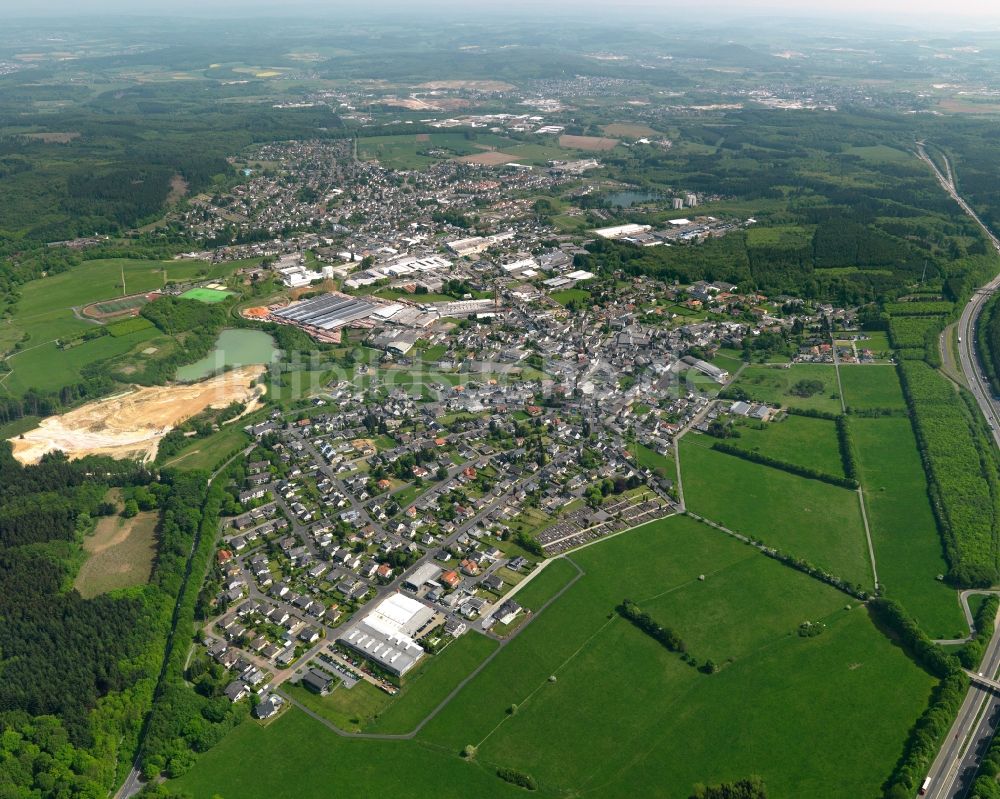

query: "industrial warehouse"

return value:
[269, 293, 382, 341]
[335, 593, 436, 677]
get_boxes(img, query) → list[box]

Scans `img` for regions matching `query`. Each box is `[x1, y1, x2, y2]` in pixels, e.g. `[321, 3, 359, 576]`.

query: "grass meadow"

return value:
[731, 413, 844, 476]
[680, 434, 873, 588]
[734, 363, 843, 413]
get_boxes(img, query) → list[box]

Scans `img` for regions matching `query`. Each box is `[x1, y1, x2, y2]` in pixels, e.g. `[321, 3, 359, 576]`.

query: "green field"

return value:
[1, 257, 244, 393]
[731, 413, 844, 476]
[549, 288, 590, 306]
[172, 708, 532, 799]
[853, 416, 963, 637]
[3, 328, 158, 394]
[179, 287, 236, 303]
[630, 442, 674, 476]
[287, 633, 499, 734]
[162, 425, 251, 471]
[734, 363, 843, 413]
[416, 517, 930, 798]
[680, 434, 873, 588]
[839, 365, 908, 411]
[174, 517, 933, 799]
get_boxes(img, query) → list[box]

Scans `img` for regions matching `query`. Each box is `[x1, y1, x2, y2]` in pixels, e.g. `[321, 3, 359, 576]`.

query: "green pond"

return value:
[175, 329, 279, 382]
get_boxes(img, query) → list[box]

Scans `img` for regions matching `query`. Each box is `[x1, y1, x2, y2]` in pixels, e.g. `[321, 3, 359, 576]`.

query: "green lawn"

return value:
[730, 414, 844, 476]
[549, 288, 590, 306]
[630, 442, 674, 476]
[839, 365, 908, 411]
[417, 516, 933, 799]
[734, 364, 843, 413]
[852, 416, 964, 638]
[367, 633, 499, 733]
[171, 708, 533, 799]
[680, 434, 873, 588]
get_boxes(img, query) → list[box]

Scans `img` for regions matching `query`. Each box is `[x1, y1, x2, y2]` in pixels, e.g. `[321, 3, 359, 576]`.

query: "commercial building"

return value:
[593, 223, 652, 240]
[271, 293, 380, 339]
[336, 593, 434, 677]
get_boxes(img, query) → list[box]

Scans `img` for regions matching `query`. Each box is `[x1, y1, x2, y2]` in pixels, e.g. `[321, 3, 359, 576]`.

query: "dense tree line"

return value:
[897, 361, 1000, 586]
[882, 670, 968, 799]
[690, 777, 767, 799]
[870, 599, 970, 798]
[139, 478, 247, 779]
[835, 415, 859, 482]
[959, 596, 999, 671]
[617, 599, 687, 653]
[868, 599, 959, 679]
[496, 767, 538, 791]
[979, 292, 1000, 398]
[710, 441, 859, 489]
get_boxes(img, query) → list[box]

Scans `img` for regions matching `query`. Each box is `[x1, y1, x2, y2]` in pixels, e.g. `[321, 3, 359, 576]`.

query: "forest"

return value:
[0, 446, 230, 798]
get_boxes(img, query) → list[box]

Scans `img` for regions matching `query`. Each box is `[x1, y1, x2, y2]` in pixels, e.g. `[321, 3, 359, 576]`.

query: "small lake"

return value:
[176, 329, 279, 382]
[605, 190, 662, 208]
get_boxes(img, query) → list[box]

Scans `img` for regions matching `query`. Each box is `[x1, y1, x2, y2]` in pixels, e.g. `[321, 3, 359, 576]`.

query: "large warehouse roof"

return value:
[272, 293, 379, 331]
[335, 593, 435, 677]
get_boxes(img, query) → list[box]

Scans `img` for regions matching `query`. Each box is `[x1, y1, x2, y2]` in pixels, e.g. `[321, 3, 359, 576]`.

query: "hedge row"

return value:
[882, 670, 968, 799]
[868, 598, 958, 679]
[835, 415, 859, 482]
[618, 599, 686, 653]
[710, 441, 859, 490]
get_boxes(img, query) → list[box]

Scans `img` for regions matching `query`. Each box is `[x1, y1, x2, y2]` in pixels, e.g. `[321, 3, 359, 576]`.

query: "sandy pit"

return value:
[10, 365, 266, 464]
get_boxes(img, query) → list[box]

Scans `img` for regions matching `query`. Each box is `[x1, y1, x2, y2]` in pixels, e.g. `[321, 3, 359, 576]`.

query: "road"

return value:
[917, 142, 1000, 444]
[924, 612, 1000, 798]
[917, 141, 1000, 797]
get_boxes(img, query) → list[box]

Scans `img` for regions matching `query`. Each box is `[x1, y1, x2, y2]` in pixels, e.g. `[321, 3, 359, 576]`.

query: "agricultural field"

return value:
[602, 122, 658, 138]
[74, 508, 157, 598]
[558, 134, 619, 151]
[730, 413, 845, 476]
[839, 364, 909, 411]
[679, 435, 873, 588]
[174, 517, 934, 799]
[734, 363, 843, 413]
[852, 416, 963, 638]
[2, 327, 158, 394]
[357, 133, 490, 169]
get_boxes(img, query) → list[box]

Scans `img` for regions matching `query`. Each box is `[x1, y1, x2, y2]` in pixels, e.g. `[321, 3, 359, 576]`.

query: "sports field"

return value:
[734, 363, 843, 413]
[173, 516, 935, 799]
[680, 434, 873, 588]
[179, 287, 235, 303]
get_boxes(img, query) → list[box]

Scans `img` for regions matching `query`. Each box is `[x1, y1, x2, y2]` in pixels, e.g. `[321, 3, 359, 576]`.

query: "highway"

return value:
[917, 142, 1000, 797]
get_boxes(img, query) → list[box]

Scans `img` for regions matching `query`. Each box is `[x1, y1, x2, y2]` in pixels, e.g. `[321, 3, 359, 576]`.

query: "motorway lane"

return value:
[917, 142, 1000, 797]
[925, 623, 1000, 798]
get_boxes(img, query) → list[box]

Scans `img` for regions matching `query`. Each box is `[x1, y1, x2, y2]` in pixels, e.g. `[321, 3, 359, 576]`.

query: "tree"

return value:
[122, 499, 139, 518]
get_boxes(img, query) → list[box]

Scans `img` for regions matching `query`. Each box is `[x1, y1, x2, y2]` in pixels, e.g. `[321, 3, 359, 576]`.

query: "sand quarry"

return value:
[11, 365, 266, 464]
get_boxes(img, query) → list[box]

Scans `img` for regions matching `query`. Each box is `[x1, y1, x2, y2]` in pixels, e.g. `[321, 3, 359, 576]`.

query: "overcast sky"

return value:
[3, 0, 999, 25]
